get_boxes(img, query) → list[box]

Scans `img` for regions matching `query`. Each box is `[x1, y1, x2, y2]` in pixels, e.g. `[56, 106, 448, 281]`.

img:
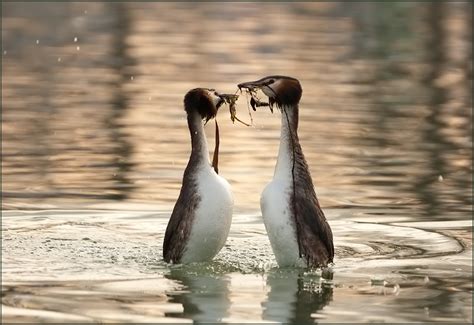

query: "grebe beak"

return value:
[237, 79, 272, 91]
[215, 92, 238, 109]
[216, 97, 225, 110]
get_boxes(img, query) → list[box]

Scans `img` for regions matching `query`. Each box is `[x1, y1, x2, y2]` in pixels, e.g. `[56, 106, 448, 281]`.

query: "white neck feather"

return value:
[274, 106, 294, 181]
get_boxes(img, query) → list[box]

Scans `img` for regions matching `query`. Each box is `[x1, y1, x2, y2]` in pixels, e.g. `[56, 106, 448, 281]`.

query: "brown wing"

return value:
[294, 190, 334, 267]
[162, 175, 200, 263]
[292, 142, 334, 268]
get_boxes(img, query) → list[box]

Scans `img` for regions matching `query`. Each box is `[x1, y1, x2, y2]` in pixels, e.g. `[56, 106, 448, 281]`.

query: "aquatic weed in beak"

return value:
[217, 93, 251, 126]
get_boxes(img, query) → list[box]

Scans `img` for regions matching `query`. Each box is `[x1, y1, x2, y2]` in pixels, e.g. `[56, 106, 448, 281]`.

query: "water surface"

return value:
[2, 2, 472, 323]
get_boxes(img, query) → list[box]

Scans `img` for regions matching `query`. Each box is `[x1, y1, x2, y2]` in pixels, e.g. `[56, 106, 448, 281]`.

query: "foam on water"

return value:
[2, 210, 465, 282]
[2, 210, 471, 323]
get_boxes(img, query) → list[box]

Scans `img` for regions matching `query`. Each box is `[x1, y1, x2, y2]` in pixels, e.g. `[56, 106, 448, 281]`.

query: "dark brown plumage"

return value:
[184, 88, 218, 123]
[163, 88, 220, 263]
[239, 76, 334, 268]
[162, 173, 200, 263]
[288, 116, 334, 266]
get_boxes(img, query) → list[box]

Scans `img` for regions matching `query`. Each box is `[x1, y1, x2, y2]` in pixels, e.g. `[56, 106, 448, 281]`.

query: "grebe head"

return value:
[184, 88, 226, 123]
[238, 75, 302, 108]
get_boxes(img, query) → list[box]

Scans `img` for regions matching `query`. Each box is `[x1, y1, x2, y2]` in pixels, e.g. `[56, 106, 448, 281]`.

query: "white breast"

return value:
[260, 179, 302, 267]
[181, 165, 233, 263]
[260, 112, 306, 267]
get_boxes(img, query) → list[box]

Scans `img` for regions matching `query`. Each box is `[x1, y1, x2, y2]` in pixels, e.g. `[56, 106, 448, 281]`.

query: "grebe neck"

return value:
[274, 105, 299, 180]
[188, 111, 210, 166]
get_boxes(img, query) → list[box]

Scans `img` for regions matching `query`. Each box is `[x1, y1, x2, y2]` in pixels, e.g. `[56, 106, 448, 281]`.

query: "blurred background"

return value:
[2, 2, 472, 220]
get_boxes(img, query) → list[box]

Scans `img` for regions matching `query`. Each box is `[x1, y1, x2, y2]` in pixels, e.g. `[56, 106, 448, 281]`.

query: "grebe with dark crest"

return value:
[238, 76, 334, 268]
[163, 88, 234, 264]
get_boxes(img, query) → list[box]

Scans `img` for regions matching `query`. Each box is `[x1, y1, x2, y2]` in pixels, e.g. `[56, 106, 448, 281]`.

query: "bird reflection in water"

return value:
[164, 267, 231, 323]
[262, 269, 333, 324]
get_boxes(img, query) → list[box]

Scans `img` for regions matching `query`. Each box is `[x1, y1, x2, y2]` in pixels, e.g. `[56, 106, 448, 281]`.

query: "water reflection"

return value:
[416, 2, 473, 217]
[394, 266, 473, 322]
[418, 2, 450, 217]
[2, 2, 139, 207]
[1, 210, 471, 323]
[2, 2, 471, 218]
[164, 267, 231, 323]
[163, 267, 334, 324]
[345, 2, 472, 219]
[263, 270, 333, 324]
[103, 3, 136, 201]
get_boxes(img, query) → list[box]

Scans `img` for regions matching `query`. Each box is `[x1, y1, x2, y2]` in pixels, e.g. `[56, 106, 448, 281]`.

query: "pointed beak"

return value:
[216, 97, 225, 110]
[214, 91, 226, 109]
[215, 92, 239, 109]
[238, 77, 275, 91]
[237, 80, 266, 91]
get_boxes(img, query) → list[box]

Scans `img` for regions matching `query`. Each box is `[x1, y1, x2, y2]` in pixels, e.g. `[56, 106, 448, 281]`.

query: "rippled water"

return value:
[2, 2, 472, 323]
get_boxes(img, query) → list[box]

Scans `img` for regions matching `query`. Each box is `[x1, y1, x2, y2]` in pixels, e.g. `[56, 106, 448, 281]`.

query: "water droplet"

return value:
[194, 131, 198, 135]
[57, 57, 61, 62]
[130, 76, 134, 81]
[438, 175, 444, 182]
[76, 46, 80, 51]
[36, 39, 40, 44]
[74, 37, 78, 42]
[392, 283, 400, 295]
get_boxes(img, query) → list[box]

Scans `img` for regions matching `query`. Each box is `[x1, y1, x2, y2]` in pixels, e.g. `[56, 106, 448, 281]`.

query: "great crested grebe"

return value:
[163, 88, 234, 264]
[238, 76, 334, 268]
